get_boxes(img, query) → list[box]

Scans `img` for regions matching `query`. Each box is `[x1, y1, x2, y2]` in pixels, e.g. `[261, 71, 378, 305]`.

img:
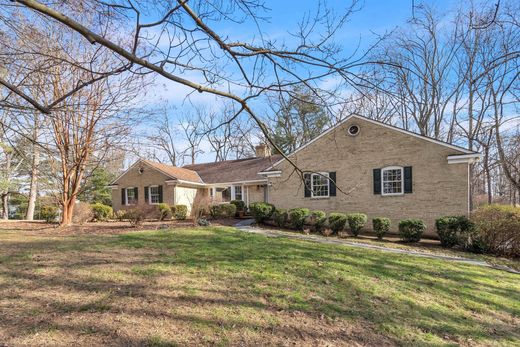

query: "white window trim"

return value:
[148, 185, 160, 205]
[310, 172, 330, 199]
[381, 166, 404, 196]
[231, 185, 244, 201]
[125, 187, 136, 205]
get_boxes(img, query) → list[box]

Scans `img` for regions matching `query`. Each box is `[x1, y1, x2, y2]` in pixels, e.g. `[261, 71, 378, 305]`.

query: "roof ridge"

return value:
[183, 155, 282, 169]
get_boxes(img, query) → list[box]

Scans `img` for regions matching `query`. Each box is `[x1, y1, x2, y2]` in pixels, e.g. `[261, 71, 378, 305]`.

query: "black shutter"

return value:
[134, 187, 138, 203]
[304, 173, 311, 198]
[373, 169, 381, 195]
[329, 172, 336, 197]
[404, 166, 413, 193]
[121, 188, 126, 205]
[158, 185, 163, 203]
[144, 186, 149, 204]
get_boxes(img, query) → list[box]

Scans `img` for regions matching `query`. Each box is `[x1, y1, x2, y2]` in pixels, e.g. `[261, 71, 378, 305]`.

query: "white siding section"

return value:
[174, 186, 198, 213]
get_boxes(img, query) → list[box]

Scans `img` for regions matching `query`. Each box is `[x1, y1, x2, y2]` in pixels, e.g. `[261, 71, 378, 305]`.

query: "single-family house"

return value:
[110, 114, 481, 235]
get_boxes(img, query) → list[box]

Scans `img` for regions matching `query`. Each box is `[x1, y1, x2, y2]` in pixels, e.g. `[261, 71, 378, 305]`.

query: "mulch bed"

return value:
[0, 218, 240, 236]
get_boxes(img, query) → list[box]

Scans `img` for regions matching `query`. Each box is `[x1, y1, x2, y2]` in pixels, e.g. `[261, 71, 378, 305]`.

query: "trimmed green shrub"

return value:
[372, 217, 390, 239]
[209, 203, 237, 218]
[157, 203, 171, 221]
[222, 204, 236, 218]
[310, 210, 327, 232]
[273, 208, 288, 227]
[172, 204, 188, 220]
[230, 200, 246, 212]
[249, 202, 275, 223]
[170, 204, 188, 220]
[288, 208, 310, 230]
[346, 213, 367, 236]
[435, 216, 472, 247]
[398, 219, 426, 242]
[328, 213, 347, 233]
[91, 203, 113, 221]
[40, 205, 58, 223]
[469, 204, 520, 257]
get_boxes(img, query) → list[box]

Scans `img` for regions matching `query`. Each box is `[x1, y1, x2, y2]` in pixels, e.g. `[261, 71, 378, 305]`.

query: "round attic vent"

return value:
[348, 124, 360, 136]
[138, 167, 144, 174]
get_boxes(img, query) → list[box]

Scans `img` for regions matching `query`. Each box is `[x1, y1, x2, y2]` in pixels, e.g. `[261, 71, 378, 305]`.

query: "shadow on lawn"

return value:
[0, 227, 518, 346]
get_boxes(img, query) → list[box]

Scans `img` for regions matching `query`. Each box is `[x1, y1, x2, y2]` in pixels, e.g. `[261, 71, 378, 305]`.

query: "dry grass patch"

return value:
[0, 226, 518, 346]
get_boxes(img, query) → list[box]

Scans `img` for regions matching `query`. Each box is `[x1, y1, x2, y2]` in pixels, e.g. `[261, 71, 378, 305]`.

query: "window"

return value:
[234, 186, 243, 201]
[311, 172, 329, 198]
[126, 187, 137, 205]
[149, 185, 160, 204]
[348, 125, 360, 136]
[382, 167, 404, 195]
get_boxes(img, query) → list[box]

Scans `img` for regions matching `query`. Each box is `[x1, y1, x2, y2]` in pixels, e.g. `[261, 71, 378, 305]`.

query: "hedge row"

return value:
[248, 204, 429, 241]
[436, 205, 520, 258]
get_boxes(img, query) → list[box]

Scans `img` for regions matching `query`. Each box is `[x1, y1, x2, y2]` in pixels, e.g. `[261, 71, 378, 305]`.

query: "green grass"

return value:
[0, 226, 518, 346]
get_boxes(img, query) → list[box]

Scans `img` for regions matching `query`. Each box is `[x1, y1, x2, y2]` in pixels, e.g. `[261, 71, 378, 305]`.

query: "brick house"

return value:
[110, 114, 481, 235]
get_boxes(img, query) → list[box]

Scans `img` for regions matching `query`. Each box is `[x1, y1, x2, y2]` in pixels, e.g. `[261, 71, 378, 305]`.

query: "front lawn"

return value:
[0, 226, 518, 346]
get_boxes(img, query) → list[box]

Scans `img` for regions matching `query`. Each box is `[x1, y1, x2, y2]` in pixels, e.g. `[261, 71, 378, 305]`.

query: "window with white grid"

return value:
[311, 173, 329, 198]
[382, 167, 404, 195]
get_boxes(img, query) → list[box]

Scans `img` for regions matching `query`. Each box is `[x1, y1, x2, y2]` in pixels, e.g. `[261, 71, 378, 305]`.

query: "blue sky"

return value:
[142, 0, 459, 164]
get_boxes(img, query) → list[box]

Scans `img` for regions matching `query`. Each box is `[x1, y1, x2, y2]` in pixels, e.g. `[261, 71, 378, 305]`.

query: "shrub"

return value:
[322, 228, 333, 237]
[372, 217, 390, 239]
[40, 205, 59, 223]
[346, 213, 367, 237]
[273, 208, 288, 227]
[398, 219, 426, 242]
[72, 202, 93, 224]
[249, 202, 275, 223]
[91, 203, 113, 222]
[288, 208, 310, 230]
[328, 213, 347, 233]
[309, 210, 327, 232]
[209, 203, 237, 219]
[469, 204, 520, 257]
[435, 216, 472, 248]
[230, 200, 246, 212]
[123, 208, 145, 227]
[157, 203, 171, 221]
[197, 217, 210, 226]
[172, 204, 188, 220]
[114, 210, 126, 221]
[145, 205, 162, 220]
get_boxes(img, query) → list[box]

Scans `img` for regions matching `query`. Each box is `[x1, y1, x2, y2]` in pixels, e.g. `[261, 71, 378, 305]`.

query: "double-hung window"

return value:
[126, 187, 137, 205]
[149, 185, 160, 204]
[234, 186, 243, 201]
[382, 166, 404, 195]
[311, 172, 329, 198]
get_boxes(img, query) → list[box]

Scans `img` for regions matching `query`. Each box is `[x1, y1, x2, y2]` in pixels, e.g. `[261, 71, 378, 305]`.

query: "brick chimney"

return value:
[255, 144, 271, 158]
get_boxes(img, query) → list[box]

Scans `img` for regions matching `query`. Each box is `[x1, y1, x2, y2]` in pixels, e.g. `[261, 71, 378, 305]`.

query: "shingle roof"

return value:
[143, 160, 203, 183]
[183, 155, 282, 184]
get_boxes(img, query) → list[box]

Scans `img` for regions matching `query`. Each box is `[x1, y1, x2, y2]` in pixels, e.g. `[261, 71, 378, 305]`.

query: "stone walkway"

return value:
[234, 219, 520, 274]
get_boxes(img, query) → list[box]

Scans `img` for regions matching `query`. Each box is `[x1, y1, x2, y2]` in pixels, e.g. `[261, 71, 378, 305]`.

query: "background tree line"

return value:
[0, 0, 518, 224]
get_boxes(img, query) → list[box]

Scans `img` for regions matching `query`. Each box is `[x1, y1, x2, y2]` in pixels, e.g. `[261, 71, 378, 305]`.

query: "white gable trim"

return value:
[263, 114, 476, 171]
[109, 159, 179, 186]
[447, 153, 482, 164]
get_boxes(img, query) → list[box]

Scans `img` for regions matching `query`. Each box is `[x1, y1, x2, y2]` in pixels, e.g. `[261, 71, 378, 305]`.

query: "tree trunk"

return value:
[60, 196, 76, 226]
[1, 193, 8, 220]
[25, 144, 40, 220]
[483, 147, 492, 204]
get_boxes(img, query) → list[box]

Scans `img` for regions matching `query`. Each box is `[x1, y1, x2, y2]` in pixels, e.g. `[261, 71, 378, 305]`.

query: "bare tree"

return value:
[179, 113, 204, 165]
[146, 107, 180, 166]
[1, 0, 381, 177]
